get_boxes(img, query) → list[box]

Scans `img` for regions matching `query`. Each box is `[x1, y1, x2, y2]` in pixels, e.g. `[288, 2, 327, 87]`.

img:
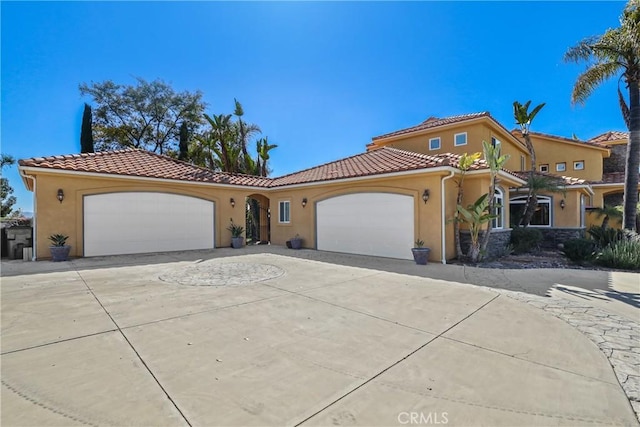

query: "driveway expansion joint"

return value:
[500, 289, 640, 421]
[293, 294, 501, 426]
[74, 269, 194, 427]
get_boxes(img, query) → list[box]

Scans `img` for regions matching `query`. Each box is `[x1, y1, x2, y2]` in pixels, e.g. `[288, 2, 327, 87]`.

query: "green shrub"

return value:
[562, 238, 597, 264]
[587, 226, 625, 249]
[510, 227, 543, 254]
[596, 240, 640, 270]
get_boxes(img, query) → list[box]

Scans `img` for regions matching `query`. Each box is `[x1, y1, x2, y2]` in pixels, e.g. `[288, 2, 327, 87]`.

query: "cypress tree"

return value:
[178, 122, 189, 160]
[80, 103, 94, 153]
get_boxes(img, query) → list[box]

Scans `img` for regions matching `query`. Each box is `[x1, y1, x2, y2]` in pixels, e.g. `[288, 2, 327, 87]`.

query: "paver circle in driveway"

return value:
[159, 260, 285, 286]
[1, 251, 637, 426]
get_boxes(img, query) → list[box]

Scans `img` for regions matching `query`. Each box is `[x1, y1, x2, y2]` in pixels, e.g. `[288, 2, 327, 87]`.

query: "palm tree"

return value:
[513, 100, 546, 172]
[513, 100, 545, 227]
[256, 137, 278, 177]
[593, 205, 623, 229]
[516, 175, 566, 227]
[452, 152, 481, 259]
[233, 99, 262, 173]
[480, 140, 510, 256]
[565, 0, 640, 231]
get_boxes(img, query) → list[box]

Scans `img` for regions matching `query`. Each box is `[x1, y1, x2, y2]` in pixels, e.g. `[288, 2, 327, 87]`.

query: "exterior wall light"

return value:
[57, 189, 64, 203]
[560, 199, 566, 210]
[302, 198, 308, 208]
[230, 198, 235, 208]
[422, 189, 430, 204]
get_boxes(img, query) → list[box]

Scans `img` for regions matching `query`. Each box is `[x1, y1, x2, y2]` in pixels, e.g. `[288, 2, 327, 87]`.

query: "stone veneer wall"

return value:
[459, 229, 512, 260]
[603, 144, 627, 174]
[460, 227, 586, 259]
[538, 228, 586, 250]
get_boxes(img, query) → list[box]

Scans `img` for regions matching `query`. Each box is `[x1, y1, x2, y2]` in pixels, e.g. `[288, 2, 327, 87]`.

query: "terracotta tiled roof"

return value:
[270, 147, 487, 186]
[18, 149, 273, 187]
[512, 170, 587, 186]
[511, 130, 609, 150]
[589, 131, 629, 144]
[592, 172, 626, 185]
[19, 147, 526, 189]
[371, 112, 491, 141]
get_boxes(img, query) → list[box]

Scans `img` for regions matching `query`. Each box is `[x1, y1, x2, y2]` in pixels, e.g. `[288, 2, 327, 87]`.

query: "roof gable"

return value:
[512, 130, 610, 152]
[588, 131, 629, 145]
[371, 112, 491, 141]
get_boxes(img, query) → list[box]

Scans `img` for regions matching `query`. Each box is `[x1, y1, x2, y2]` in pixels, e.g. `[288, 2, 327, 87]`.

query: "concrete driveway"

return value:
[1, 249, 637, 426]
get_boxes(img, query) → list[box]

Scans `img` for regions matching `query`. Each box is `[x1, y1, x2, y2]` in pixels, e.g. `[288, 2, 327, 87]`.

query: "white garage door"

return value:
[84, 192, 215, 257]
[317, 193, 414, 260]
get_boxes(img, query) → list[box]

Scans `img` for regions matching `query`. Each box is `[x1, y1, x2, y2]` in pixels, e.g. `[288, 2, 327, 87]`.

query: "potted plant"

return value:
[49, 234, 71, 262]
[289, 234, 303, 249]
[227, 220, 245, 249]
[411, 239, 431, 265]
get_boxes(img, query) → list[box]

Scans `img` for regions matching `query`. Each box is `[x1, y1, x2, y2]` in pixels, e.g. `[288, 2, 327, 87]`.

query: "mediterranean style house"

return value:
[18, 112, 636, 262]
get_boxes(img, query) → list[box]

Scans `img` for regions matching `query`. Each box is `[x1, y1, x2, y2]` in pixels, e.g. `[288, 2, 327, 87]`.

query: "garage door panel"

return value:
[84, 192, 214, 257]
[317, 193, 414, 260]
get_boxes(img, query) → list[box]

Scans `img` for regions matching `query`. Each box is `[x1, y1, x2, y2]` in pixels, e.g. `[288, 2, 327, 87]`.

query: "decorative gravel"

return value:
[159, 261, 285, 286]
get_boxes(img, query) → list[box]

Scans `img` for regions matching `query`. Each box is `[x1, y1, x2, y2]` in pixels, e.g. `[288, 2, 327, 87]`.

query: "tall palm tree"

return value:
[513, 100, 545, 227]
[565, 0, 640, 231]
[233, 99, 262, 173]
[256, 137, 278, 177]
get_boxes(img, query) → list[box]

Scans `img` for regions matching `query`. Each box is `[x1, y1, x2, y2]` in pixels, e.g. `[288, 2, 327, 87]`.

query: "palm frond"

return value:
[571, 61, 622, 104]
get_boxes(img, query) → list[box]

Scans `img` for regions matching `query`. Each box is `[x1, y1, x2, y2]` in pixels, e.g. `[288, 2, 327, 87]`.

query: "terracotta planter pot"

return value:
[50, 245, 71, 262]
[411, 248, 430, 265]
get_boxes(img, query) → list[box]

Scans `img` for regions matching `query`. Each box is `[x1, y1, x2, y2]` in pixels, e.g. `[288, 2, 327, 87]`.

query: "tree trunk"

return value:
[518, 132, 537, 227]
[454, 184, 464, 259]
[468, 243, 480, 263]
[623, 80, 640, 231]
[521, 190, 539, 227]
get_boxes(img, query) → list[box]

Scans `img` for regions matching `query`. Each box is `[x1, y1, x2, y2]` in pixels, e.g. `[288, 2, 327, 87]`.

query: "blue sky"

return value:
[1, 1, 627, 212]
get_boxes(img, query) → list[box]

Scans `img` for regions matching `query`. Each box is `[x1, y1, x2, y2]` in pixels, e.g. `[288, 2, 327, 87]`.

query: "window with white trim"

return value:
[454, 132, 467, 146]
[520, 155, 526, 171]
[539, 164, 549, 173]
[492, 188, 504, 229]
[509, 195, 551, 227]
[429, 137, 441, 151]
[278, 201, 290, 223]
[556, 162, 566, 172]
[491, 137, 501, 150]
[573, 160, 585, 170]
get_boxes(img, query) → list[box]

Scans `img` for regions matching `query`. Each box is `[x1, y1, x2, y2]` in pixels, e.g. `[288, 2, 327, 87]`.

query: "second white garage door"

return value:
[316, 193, 414, 260]
[84, 192, 215, 257]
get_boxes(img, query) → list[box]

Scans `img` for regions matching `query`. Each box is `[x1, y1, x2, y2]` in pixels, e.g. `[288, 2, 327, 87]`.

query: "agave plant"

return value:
[48, 234, 69, 247]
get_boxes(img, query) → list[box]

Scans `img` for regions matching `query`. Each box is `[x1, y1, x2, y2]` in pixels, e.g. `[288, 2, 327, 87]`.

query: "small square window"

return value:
[279, 201, 290, 223]
[539, 164, 549, 172]
[491, 137, 501, 149]
[429, 137, 441, 151]
[556, 162, 566, 172]
[573, 161, 585, 170]
[454, 132, 467, 146]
